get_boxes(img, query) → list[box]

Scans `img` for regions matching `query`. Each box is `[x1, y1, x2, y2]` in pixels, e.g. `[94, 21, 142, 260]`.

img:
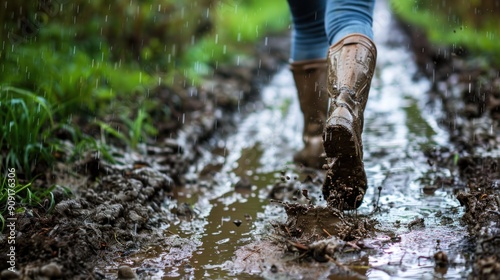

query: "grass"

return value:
[96, 108, 158, 150]
[1, 39, 156, 117]
[390, 0, 500, 65]
[179, 0, 290, 79]
[0, 86, 55, 177]
[0, 175, 61, 231]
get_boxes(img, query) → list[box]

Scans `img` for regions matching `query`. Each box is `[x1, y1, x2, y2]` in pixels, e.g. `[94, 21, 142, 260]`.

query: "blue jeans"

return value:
[287, 0, 375, 61]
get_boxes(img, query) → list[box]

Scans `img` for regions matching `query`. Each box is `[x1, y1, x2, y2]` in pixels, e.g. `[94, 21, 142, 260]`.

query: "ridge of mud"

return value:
[0, 35, 290, 279]
[396, 17, 500, 279]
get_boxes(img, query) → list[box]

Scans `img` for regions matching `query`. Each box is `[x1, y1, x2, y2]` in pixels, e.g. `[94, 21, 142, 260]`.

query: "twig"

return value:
[114, 231, 124, 246]
[287, 240, 309, 251]
[243, 248, 261, 261]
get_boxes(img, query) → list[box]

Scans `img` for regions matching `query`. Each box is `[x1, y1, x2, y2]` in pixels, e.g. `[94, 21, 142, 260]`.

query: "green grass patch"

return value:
[180, 0, 290, 78]
[96, 108, 158, 150]
[390, 0, 500, 65]
[0, 86, 55, 177]
[0, 174, 69, 231]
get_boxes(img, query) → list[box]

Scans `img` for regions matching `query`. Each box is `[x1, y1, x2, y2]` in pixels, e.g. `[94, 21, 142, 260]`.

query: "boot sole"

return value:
[323, 117, 359, 159]
[322, 162, 367, 209]
[322, 117, 366, 210]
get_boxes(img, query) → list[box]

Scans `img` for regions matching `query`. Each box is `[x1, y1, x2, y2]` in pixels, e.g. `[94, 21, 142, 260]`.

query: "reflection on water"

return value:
[127, 0, 471, 279]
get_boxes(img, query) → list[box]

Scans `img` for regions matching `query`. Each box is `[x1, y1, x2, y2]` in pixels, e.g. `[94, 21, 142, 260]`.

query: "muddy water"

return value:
[128, 1, 470, 279]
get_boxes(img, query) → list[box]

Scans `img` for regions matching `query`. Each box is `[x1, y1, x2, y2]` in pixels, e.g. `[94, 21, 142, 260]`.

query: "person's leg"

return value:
[325, 0, 375, 44]
[287, 0, 329, 169]
[287, 0, 329, 61]
[322, 0, 377, 209]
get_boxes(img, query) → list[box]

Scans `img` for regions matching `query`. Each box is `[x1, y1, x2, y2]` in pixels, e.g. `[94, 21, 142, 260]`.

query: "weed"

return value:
[453, 153, 460, 166]
[96, 109, 158, 150]
[0, 175, 58, 231]
[0, 86, 54, 177]
[122, 109, 158, 149]
[54, 123, 116, 163]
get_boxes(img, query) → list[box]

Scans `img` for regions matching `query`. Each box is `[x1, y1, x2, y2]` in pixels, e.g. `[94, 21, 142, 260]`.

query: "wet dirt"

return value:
[397, 3, 500, 279]
[1, 0, 498, 279]
[105, 1, 474, 278]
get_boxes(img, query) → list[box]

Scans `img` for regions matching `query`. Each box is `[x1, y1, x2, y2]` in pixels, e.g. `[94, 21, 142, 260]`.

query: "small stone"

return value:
[270, 264, 278, 273]
[40, 262, 62, 278]
[234, 177, 252, 191]
[434, 251, 449, 267]
[175, 203, 195, 218]
[76, 228, 87, 237]
[117, 265, 137, 279]
[1, 269, 20, 279]
[233, 220, 242, 227]
[128, 210, 143, 222]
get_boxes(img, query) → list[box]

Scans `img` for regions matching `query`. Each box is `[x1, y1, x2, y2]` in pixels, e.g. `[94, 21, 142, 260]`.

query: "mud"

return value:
[1, 1, 499, 279]
[397, 9, 500, 279]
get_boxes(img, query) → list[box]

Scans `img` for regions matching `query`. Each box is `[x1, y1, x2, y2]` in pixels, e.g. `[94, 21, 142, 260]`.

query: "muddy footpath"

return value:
[1, 1, 499, 280]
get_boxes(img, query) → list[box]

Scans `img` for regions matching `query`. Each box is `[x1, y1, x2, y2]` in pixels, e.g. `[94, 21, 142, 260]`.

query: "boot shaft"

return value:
[327, 34, 377, 116]
[290, 59, 328, 136]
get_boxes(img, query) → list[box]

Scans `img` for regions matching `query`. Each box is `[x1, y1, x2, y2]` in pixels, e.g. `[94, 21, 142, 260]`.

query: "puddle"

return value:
[119, 1, 471, 279]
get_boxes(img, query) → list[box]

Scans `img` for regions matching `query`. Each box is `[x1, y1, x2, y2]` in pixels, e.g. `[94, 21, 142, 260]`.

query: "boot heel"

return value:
[323, 117, 359, 159]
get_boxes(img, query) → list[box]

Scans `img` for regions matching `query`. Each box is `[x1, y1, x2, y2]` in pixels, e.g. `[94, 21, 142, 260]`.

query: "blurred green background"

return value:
[390, 0, 499, 61]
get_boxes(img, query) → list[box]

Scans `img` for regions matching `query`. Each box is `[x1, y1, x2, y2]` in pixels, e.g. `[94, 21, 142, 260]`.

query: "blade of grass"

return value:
[95, 120, 130, 147]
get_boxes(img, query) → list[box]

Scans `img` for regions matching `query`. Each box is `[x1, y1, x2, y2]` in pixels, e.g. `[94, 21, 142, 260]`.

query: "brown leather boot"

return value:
[322, 34, 377, 209]
[290, 59, 329, 169]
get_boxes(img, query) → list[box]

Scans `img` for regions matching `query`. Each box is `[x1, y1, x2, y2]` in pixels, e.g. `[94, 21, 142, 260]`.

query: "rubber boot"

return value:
[322, 34, 377, 210]
[290, 59, 329, 169]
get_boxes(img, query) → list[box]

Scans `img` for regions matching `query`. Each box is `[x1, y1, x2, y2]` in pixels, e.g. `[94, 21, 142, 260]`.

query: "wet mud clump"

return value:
[322, 157, 368, 210]
[268, 179, 376, 270]
[231, 197, 376, 279]
[279, 203, 374, 243]
[268, 168, 376, 256]
[232, 210, 372, 279]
